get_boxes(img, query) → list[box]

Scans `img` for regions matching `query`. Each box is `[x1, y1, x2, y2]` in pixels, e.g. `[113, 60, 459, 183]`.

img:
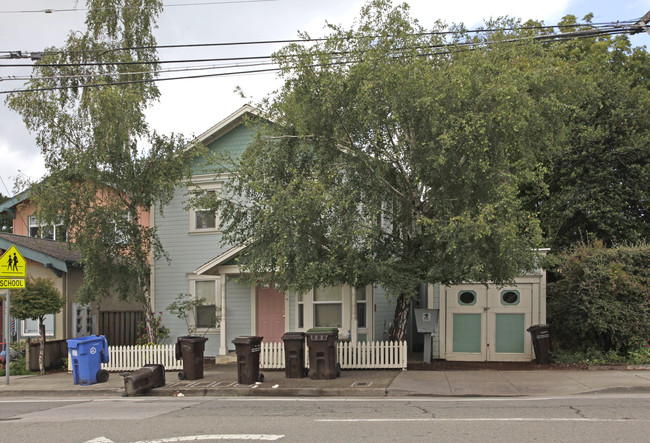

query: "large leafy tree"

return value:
[206, 1, 580, 340]
[532, 16, 650, 251]
[12, 277, 65, 374]
[6, 0, 195, 342]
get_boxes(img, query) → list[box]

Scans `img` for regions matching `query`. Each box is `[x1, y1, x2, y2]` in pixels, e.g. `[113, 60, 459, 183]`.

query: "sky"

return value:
[0, 0, 648, 195]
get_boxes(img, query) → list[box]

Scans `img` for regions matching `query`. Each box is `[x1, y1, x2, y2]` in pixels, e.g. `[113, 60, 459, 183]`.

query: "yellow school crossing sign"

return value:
[0, 245, 26, 288]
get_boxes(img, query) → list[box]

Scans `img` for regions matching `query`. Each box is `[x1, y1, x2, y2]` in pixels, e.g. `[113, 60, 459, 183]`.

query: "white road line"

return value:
[316, 418, 643, 422]
[131, 435, 284, 442]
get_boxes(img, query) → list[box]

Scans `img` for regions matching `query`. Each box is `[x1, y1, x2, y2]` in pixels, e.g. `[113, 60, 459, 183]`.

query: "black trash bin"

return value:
[527, 324, 552, 364]
[232, 336, 264, 384]
[175, 336, 209, 380]
[306, 328, 340, 380]
[123, 364, 166, 396]
[282, 332, 307, 378]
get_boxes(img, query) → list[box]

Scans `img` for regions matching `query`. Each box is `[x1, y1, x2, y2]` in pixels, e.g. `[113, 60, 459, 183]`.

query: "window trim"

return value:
[188, 275, 221, 334]
[189, 183, 221, 234]
[458, 290, 477, 306]
[21, 315, 55, 337]
[500, 290, 520, 306]
[313, 286, 343, 328]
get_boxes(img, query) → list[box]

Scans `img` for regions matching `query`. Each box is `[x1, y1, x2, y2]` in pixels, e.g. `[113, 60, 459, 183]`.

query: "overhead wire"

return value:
[0, 20, 641, 95]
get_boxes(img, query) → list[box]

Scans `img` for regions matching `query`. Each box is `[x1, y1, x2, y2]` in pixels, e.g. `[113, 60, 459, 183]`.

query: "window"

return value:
[22, 315, 55, 337]
[356, 287, 367, 329]
[458, 290, 477, 306]
[297, 293, 304, 329]
[501, 290, 520, 306]
[27, 216, 66, 242]
[313, 286, 342, 328]
[194, 280, 219, 329]
[191, 189, 219, 232]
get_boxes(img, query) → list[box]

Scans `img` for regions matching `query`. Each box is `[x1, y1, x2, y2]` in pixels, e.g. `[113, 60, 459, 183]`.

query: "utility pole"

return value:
[630, 11, 650, 35]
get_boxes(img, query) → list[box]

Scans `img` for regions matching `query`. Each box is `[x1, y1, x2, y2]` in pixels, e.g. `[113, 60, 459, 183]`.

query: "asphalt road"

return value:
[1, 395, 650, 442]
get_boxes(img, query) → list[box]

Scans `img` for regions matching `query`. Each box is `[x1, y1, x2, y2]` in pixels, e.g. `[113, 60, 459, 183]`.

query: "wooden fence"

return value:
[98, 311, 144, 346]
[260, 340, 408, 370]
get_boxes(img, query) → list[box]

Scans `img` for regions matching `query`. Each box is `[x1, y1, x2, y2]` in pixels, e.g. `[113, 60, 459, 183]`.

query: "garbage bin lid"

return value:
[306, 328, 339, 335]
[232, 336, 264, 345]
[282, 332, 306, 340]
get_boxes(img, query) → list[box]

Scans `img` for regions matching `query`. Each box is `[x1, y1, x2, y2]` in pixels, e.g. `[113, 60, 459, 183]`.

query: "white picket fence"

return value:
[260, 340, 408, 370]
[68, 344, 182, 372]
[69, 340, 407, 372]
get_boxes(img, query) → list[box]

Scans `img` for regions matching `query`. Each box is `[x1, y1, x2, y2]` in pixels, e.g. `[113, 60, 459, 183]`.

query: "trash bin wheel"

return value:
[257, 373, 265, 383]
[336, 363, 341, 378]
[178, 371, 186, 380]
[97, 369, 109, 383]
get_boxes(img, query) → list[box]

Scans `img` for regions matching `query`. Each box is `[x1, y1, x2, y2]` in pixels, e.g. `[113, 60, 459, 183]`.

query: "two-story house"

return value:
[153, 105, 548, 362]
[0, 190, 144, 346]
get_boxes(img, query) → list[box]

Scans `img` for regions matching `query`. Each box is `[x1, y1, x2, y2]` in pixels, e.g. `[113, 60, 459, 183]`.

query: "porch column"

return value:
[219, 273, 227, 355]
[351, 287, 358, 343]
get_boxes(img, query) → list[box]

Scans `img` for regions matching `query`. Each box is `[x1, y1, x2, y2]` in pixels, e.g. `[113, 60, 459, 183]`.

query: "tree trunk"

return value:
[38, 316, 46, 375]
[388, 292, 412, 342]
[142, 298, 156, 344]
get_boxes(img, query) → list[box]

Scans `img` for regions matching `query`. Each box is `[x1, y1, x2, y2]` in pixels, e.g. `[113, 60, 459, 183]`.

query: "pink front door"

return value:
[256, 284, 285, 343]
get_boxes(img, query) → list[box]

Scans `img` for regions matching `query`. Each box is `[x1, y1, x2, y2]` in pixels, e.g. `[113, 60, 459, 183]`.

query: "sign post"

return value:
[0, 245, 27, 385]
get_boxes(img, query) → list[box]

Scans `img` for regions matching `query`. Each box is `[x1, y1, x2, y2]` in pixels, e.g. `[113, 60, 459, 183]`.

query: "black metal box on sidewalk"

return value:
[306, 328, 340, 380]
[232, 336, 264, 384]
[282, 332, 306, 378]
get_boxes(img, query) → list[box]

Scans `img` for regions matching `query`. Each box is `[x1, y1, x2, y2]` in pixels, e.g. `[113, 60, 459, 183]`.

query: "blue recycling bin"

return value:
[67, 335, 110, 386]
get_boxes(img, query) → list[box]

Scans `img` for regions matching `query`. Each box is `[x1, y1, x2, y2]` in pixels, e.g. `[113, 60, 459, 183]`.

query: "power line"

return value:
[0, 0, 280, 14]
[0, 20, 634, 58]
[0, 19, 643, 95]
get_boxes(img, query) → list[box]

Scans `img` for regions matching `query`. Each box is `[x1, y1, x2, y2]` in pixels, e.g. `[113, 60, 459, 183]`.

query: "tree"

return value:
[12, 277, 65, 374]
[532, 16, 650, 251]
[546, 242, 650, 354]
[201, 1, 580, 340]
[6, 1, 196, 342]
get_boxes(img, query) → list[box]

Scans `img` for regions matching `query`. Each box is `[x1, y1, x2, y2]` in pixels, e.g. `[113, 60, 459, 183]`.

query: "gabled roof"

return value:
[0, 189, 31, 217]
[185, 104, 262, 151]
[194, 244, 247, 275]
[0, 232, 81, 276]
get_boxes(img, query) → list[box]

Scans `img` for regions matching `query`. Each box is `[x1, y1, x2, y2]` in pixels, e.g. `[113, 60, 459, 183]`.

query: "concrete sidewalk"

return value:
[2, 363, 650, 398]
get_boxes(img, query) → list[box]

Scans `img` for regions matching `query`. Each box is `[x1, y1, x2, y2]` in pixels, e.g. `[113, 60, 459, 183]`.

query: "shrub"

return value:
[546, 242, 650, 354]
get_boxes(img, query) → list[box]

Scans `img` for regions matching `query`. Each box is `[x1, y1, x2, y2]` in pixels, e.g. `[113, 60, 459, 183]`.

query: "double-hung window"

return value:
[28, 216, 67, 241]
[313, 286, 342, 328]
[193, 279, 220, 329]
[190, 186, 220, 233]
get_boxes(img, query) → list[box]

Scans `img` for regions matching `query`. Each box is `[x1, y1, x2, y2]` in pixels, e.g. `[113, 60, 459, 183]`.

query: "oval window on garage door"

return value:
[458, 290, 477, 306]
[501, 290, 520, 306]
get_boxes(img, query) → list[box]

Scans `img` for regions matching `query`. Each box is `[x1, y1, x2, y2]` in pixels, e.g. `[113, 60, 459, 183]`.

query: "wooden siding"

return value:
[191, 124, 255, 175]
[225, 278, 252, 352]
[373, 286, 395, 341]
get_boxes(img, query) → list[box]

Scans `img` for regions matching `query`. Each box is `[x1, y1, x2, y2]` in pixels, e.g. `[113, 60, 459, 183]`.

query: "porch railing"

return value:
[260, 340, 408, 370]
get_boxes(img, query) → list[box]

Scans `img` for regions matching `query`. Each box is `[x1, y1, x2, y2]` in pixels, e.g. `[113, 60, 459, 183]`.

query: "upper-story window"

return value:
[28, 216, 67, 242]
[189, 185, 221, 233]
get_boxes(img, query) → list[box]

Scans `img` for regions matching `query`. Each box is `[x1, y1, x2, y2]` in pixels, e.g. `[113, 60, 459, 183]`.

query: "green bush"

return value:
[546, 242, 650, 354]
[0, 351, 36, 376]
